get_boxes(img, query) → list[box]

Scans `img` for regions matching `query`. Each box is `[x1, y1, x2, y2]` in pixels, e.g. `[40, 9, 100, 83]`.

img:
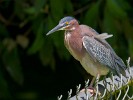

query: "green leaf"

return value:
[2, 47, 23, 85]
[16, 91, 38, 100]
[24, 0, 46, 15]
[106, 0, 127, 19]
[3, 38, 16, 52]
[50, 0, 64, 21]
[128, 39, 133, 58]
[83, 0, 101, 28]
[64, 0, 73, 14]
[117, 0, 131, 10]
[39, 40, 55, 70]
[28, 21, 44, 54]
[0, 23, 9, 37]
[103, 8, 118, 47]
[16, 35, 29, 49]
[122, 19, 133, 39]
[103, 11, 118, 34]
[0, 69, 11, 98]
[24, 7, 36, 15]
[32, 15, 44, 34]
[34, 0, 46, 13]
[14, 0, 25, 19]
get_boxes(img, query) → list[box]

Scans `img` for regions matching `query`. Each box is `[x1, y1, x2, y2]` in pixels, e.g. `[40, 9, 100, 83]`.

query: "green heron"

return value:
[46, 16, 126, 87]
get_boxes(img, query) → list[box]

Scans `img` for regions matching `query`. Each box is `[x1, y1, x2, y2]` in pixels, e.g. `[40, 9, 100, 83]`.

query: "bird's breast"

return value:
[64, 31, 85, 61]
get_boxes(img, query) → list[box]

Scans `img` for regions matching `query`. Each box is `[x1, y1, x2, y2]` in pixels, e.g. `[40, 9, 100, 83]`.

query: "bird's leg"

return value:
[80, 75, 100, 95]
[89, 76, 96, 87]
[88, 74, 100, 94]
[87, 77, 96, 94]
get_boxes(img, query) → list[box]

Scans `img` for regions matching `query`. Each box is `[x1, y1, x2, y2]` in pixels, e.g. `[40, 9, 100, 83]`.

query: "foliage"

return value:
[0, 0, 133, 99]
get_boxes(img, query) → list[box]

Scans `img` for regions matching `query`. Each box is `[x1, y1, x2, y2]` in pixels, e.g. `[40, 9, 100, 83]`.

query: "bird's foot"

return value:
[88, 86, 95, 95]
[80, 86, 96, 95]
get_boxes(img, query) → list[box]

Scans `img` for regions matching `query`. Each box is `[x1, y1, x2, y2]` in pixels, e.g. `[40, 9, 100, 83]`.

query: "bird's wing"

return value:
[82, 35, 126, 76]
[82, 36, 112, 66]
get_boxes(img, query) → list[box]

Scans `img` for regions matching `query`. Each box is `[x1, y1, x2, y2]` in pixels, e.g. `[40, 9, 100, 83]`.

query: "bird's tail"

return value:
[115, 57, 127, 77]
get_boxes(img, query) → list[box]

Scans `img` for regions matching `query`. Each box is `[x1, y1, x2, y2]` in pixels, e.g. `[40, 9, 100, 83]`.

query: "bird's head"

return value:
[46, 16, 79, 35]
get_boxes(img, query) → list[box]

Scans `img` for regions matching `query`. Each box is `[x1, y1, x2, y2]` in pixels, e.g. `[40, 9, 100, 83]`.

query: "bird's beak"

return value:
[46, 24, 65, 36]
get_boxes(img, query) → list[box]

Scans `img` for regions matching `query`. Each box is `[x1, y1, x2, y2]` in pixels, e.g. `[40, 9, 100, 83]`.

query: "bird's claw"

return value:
[80, 86, 96, 96]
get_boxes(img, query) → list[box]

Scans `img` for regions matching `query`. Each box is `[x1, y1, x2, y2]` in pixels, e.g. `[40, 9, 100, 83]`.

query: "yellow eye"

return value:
[65, 22, 69, 25]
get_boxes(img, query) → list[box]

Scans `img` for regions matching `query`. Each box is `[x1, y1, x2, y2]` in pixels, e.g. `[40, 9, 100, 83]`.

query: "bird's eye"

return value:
[65, 22, 69, 25]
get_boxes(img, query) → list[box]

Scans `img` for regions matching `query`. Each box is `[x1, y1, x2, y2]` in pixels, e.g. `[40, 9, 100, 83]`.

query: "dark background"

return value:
[0, 0, 133, 99]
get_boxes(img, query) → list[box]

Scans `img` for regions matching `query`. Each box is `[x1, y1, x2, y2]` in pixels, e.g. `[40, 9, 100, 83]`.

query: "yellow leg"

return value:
[89, 74, 100, 87]
[80, 74, 100, 94]
[89, 77, 96, 87]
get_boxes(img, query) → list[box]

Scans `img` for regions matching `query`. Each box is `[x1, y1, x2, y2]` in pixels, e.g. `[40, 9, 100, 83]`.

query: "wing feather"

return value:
[82, 36, 126, 76]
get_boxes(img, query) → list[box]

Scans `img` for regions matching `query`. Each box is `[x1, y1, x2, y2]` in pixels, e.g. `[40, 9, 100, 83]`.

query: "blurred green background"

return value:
[0, 0, 133, 99]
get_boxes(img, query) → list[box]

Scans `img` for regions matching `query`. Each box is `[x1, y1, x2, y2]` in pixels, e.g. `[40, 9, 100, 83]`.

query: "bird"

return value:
[46, 16, 126, 87]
